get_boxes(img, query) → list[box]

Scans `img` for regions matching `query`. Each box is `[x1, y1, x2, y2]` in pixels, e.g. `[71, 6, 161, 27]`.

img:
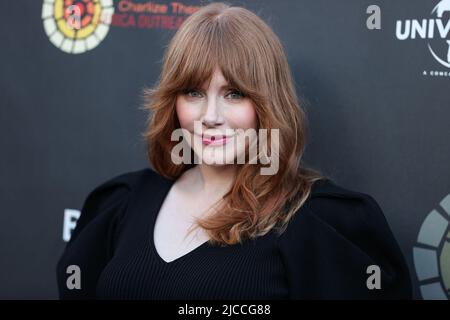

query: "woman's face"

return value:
[175, 67, 258, 166]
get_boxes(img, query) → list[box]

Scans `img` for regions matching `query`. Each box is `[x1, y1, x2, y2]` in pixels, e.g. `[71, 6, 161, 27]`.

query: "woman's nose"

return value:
[201, 97, 224, 127]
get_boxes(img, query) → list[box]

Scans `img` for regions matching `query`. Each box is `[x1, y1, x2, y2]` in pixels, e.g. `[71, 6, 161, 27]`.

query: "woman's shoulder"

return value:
[288, 178, 398, 257]
[277, 178, 412, 299]
[309, 177, 379, 207]
[88, 167, 162, 194]
[84, 166, 166, 201]
[57, 167, 164, 298]
[67, 167, 163, 243]
[303, 178, 387, 233]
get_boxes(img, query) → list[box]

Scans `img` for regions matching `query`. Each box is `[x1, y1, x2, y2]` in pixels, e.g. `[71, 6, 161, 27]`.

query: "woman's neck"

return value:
[181, 164, 236, 196]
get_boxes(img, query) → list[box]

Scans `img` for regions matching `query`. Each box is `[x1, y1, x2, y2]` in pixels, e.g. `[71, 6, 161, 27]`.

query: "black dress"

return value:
[56, 168, 412, 299]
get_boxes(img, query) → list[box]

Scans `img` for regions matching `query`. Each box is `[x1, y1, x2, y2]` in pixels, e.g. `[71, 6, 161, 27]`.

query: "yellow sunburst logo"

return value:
[42, 0, 115, 54]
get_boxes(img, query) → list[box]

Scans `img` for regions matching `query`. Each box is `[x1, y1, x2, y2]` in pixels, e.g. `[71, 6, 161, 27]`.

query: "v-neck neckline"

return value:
[145, 171, 211, 266]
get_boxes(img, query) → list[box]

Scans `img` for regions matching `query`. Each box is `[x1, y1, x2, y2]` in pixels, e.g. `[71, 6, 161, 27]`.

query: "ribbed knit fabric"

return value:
[56, 168, 412, 299]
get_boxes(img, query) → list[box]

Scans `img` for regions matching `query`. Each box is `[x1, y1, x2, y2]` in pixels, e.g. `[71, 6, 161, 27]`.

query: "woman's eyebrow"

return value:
[200, 84, 234, 90]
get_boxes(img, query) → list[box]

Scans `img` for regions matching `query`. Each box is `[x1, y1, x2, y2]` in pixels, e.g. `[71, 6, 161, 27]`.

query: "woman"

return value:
[56, 2, 412, 299]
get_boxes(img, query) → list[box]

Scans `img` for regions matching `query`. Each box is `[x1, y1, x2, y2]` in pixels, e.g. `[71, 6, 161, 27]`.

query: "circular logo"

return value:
[413, 193, 450, 299]
[428, 0, 450, 68]
[42, 0, 115, 54]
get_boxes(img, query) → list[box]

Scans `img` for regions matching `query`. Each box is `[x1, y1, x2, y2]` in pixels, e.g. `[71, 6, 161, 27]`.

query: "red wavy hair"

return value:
[141, 2, 327, 245]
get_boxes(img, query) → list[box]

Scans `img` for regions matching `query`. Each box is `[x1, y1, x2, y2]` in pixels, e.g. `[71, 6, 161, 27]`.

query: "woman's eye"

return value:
[185, 89, 202, 98]
[226, 90, 244, 100]
[183, 89, 243, 99]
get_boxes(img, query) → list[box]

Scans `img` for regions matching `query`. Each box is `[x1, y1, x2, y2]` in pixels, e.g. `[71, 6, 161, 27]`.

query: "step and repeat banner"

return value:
[0, 0, 449, 299]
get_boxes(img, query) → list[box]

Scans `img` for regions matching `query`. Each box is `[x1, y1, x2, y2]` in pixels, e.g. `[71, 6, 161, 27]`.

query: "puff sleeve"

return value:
[277, 187, 413, 299]
[56, 172, 134, 299]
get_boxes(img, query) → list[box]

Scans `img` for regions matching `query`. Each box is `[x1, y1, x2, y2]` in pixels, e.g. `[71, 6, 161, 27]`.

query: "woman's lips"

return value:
[201, 133, 231, 146]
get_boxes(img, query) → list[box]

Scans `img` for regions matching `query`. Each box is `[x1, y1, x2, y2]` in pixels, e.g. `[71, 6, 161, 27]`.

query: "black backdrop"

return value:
[1, 0, 449, 299]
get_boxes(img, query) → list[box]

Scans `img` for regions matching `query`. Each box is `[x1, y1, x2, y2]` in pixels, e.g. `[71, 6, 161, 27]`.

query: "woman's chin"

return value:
[191, 152, 236, 166]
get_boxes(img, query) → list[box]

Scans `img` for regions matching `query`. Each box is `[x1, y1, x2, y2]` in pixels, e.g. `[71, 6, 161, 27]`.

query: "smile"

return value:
[201, 133, 231, 146]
